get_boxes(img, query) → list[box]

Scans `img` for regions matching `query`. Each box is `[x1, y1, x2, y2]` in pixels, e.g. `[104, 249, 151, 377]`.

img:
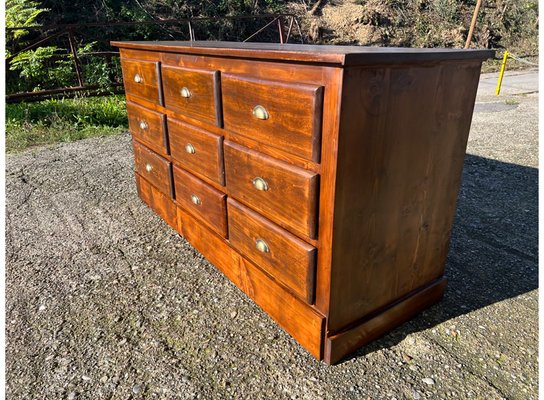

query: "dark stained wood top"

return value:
[111, 40, 494, 66]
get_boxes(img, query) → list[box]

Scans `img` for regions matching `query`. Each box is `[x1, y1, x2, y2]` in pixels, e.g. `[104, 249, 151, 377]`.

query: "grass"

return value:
[6, 95, 128, 152]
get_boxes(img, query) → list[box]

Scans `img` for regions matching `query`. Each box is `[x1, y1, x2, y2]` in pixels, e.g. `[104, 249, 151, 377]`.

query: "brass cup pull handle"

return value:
[185, 143, 196, 154]
[139, 121, 148, 130]
[134, 74, 142, 83]
[255, 238, 270, 253]
[252, 177, 269, 191]
[180, 87, 191, 98]
[191, 194, 201, 206]
[252, 105, 269, 120]
[145, 163, 153, 173]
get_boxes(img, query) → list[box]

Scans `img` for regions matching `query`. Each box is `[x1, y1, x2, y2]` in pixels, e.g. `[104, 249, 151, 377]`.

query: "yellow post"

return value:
[495, 50, 509, 95]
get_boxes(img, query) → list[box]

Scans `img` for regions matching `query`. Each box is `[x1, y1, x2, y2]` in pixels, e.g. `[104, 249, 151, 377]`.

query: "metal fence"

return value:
[6, 14, 303, 103]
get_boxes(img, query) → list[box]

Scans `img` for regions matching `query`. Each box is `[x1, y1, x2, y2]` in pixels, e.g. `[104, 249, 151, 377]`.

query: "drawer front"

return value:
[181, 210, 325, 359]
[127, 102, 168, 155]
[135, 173, 179, 232]
[133, 141, 173, 197]
[228, 199, 316, 303]
[224, 141, 318, 239]
[121, 59, 162, 105]
[168, 119, 225, 185]
[173, 166, 227, 237]
[222, 74, 324, 162]
[162, 65, 221, 126]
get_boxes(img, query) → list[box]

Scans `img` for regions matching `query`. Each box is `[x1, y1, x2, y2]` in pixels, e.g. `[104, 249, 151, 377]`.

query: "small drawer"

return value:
[173, 166, 227, 237]
[222, 74, 324, 162]
[135, 173, 179, 232]
[127, 102, 168, 155]
[227, 199, 316, 303]
[168, 119, 225, 186]
[162, 65, 221, 126]
[224, 141, 318, 240]
[121, 59, 162, 105]
[133, 141, 173, 197]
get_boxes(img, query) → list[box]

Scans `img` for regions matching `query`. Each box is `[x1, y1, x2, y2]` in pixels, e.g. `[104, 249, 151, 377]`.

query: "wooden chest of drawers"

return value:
[112, 40, 492, 364]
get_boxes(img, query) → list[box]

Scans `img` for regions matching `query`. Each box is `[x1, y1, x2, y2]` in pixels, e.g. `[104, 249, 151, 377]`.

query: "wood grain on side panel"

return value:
[327, 61, 482, 333]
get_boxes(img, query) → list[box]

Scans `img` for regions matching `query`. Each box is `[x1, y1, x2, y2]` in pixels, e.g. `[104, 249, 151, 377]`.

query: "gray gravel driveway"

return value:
[6, 71, 538, 399]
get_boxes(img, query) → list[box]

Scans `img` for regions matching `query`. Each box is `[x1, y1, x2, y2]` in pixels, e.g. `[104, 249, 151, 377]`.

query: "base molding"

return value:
[324, 277, 447, 365]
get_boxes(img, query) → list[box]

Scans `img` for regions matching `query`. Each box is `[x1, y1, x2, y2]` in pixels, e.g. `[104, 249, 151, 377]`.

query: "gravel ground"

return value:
[6, 71, 538, 399]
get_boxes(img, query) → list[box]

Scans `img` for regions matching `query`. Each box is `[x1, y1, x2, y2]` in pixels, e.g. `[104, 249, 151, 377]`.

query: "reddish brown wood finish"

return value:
[135, 173, 178, 231]
[168, 119, 225, 186]
[181, 210, 325, 359]
[224, 141, 319, 240]
[324, 277, 447, 364]
[173, 166, 227, 238]
[326, 62, 482, 334]
[133, 140, 173, 198]
[127, 101, 168, 155]
[161, 65, 221, 126]
[120, 58, 162, 105]
[222, 74, 324, 161]
[227, 199, 317, 304]
[114, 41, 492, 365]
[112, 40, 493, 66]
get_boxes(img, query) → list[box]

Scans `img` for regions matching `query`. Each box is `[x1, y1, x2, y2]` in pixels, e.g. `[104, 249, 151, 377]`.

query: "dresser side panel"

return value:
[327, 61, 483, 333]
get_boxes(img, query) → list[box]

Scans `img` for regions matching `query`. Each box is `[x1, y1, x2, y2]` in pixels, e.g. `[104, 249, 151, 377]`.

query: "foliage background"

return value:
[6, 0, 539, 95]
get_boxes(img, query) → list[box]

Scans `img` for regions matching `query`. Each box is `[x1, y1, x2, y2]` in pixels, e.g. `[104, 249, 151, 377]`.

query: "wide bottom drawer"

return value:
[134, 176, 325, 359]
[180, 209, 325, 359]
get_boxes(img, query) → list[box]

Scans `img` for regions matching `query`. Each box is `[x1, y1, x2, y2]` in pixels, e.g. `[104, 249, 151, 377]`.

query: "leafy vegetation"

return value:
[6, 0, 288, 95]
[6, 96, 127, 152]
[4, 0, 538, 152]
[305, 0, 538, 62]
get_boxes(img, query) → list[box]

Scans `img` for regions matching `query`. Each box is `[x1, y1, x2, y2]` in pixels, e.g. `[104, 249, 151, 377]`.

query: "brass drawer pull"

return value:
[252, 105, 269, 120]
[145, 163, 153, 172]
[185, 143, 196, 154]
[134, 74, 142, 83]
[191, 194, 201, 205]
[255, 238, 270, 253]
[252, 177, 269, 191]
[139, 121, 148, 130]
[180, 87, 191, 98]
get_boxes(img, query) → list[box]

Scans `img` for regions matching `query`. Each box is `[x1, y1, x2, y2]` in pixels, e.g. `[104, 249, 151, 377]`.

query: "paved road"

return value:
[477, 68, 539, 96]
[6, 70, 538, 399]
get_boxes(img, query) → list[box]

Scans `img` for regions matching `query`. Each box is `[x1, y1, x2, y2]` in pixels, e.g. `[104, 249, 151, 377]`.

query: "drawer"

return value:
[173, 166, 227, 237]
[121, 59, 163, 105]
[222, 74, 324, 162]
[227, 199, 316, 303]
[162, 65, 221, 126]
[224, 141, 319, 239]
[181, 210, 325, 359]
[133, 141, 173, 197]
[135, 173, 179, 232]
[168, 119, 225, 186]
[127, 102, 168, 155]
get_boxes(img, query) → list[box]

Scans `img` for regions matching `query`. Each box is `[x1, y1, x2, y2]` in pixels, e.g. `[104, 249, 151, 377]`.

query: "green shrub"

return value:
[6, 96, 128, 152]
